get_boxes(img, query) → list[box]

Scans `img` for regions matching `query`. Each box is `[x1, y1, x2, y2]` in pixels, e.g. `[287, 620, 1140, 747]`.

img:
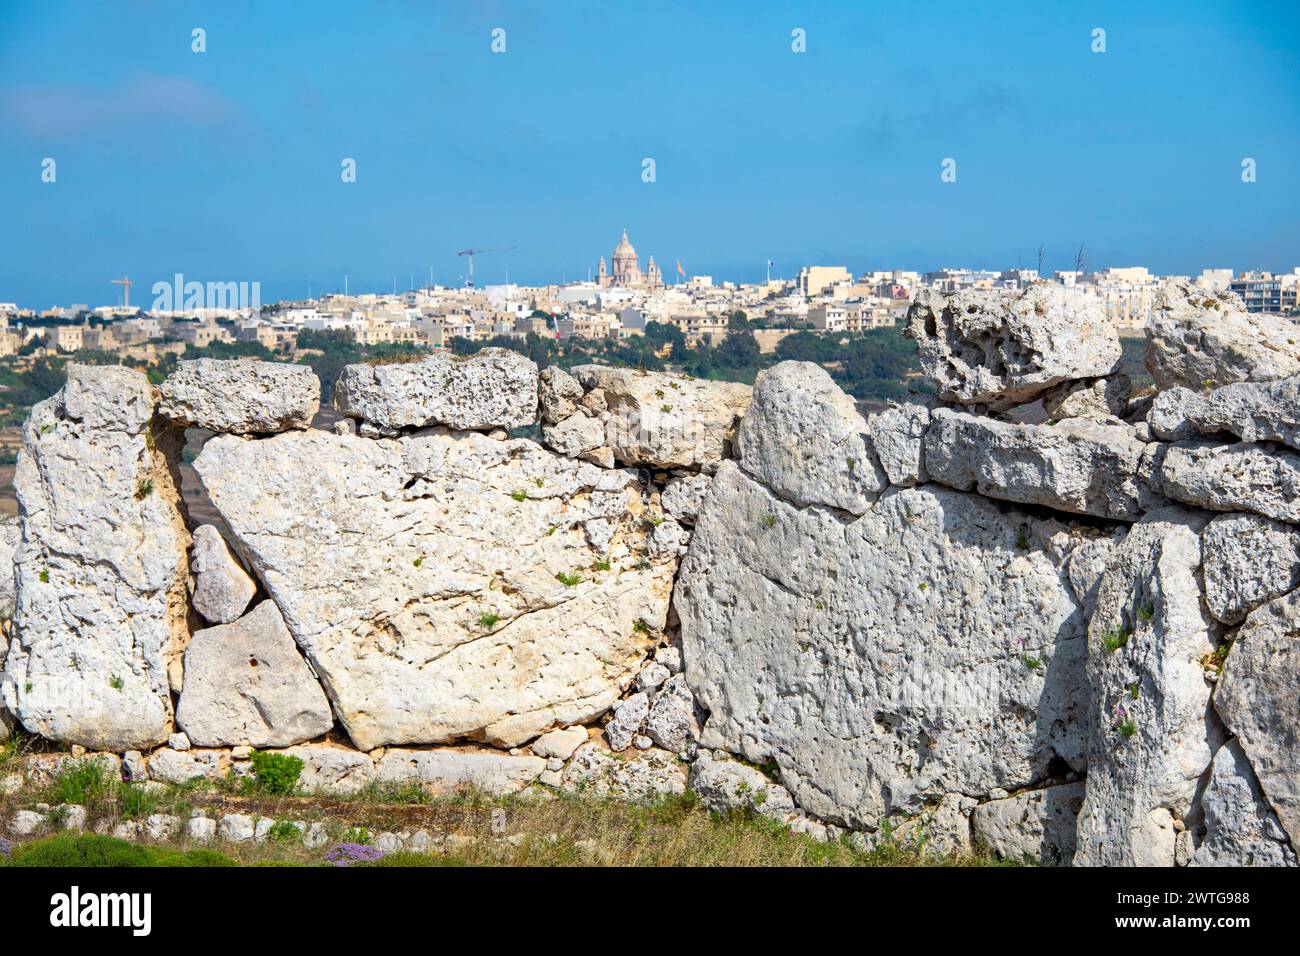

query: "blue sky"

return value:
[1, 0, 1297, 307]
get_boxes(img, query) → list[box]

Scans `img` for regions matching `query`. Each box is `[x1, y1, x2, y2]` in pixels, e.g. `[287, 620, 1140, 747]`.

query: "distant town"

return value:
[3, 230, 1298, 366]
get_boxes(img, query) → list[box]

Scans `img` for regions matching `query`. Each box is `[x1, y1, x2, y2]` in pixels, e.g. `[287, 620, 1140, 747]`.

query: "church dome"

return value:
[613, 228, 637, 260]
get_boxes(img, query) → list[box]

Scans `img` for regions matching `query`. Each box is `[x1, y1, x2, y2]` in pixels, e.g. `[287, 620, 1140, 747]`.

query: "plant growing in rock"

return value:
[1113, 703, 1137, 740]
[1101, 626, 1131, 652]
[555, 570, 581, 587]
[245, 750, 304, 796]
[39, 569, 50, 583]
[1015, 529, 1030, 551]
[267, 820, 303, 843]
[109, 675, 124, 690]
[1200, 641, 1231, 676]
[510, 490, 527, 502]
[478, 610, 501, 628]
[1137, 601, 1155, 622]
[413, 556, 424, 567]
[134, 478, 154, 500]
[592, 557, 611, 572]
[761, 513, 777, 530]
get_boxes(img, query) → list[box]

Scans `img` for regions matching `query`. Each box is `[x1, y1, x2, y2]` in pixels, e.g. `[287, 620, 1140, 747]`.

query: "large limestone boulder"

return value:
[374, 748, 544, 796]
[1073, 507, 1221, 866]
[1172, 374, 1300, 452]
[189, 524, 256, 625]
[1201, 513, 1300, 625]
[1153, 441, 1300, 523]
[924, 408, 1153, 521]
[282, 744, 375, 795]
[736, 362, 886, 515]
[904, 285, 1121, 410]
[195, 428, 677, 751]
[970, 782, 1085, 865]
[333, 349, 538, 432]
[176, 600, 334, 748]
[158, 359, 319, 434]
[554, 365, 751, 470]
[1145, 280, 1300, 391]
[1192, 739, 1296, 867]
[0, 365, 190, 751]
[675, 462, 1088, 830]
[1215, 590, 1300, 849]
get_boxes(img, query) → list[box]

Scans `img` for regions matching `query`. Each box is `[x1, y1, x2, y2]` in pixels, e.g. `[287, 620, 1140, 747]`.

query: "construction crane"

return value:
[456, 246, 515, 288]
[110, 276, 133, 309]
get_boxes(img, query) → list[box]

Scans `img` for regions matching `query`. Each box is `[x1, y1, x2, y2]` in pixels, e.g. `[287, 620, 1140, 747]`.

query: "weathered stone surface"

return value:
[1042, 374, 1133, 421]
[924, 408, 1153, 520]
[971, 782, 1084, 865]
[1, 365, 190, 750]
[660, 473, 712, 525]
[1202, 513, 1300, 625]
[865, 400, 931, 487]
[604, 692, 648, 752]
[689, 750, 796, 820]
[333, 349, 538, 432]
[147, 748, 224, 785]
[1074, 507, 1220, 867]
[904, 285, 1121, 410]
[566, 365, 751, 470]
[176, 600, 334, 748]
[530, 726, 588, 761]
[159, 359, 319, 434]
[1064, 533, 1123, 619]
[196, 428, 675, 750]
[1147, 386, 1204, 441]
[736, 362, 886, 515]
[560, 741, 686, 799]
[189, 524, 256, 625]
[61, 362, 156, 431]
[1179, 374, 1300, 451]
[0, 518, 15, 741]
[1193, 739, 1296, 867]
[540, 412, 605, 459]
[1146, 280, 1300, 391]
[644, 673, 700, 753]
[282, 744, 375, 795]
[1154, 441, 1300, 523]
[374, 748, 544, 796]
[676, 462, 1088, 830]
[539, 366, 583, 424]
[1215, 590, 1300, 848]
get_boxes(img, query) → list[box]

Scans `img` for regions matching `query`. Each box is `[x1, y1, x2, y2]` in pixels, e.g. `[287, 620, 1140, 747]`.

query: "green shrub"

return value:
[245, 750, 304, 796]
[1, 834, 235, 868]
[554, 570, 581, 587]
[45, 759, 114, 806]
[119, 783, 158, 820]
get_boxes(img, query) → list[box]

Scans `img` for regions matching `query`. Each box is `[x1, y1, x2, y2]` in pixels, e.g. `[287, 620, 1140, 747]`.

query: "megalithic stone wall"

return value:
[2, 280, 1299, 866]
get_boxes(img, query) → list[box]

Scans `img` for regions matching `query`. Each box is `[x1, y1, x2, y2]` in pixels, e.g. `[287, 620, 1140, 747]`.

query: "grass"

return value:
[42, 759, 115, 807]
[0, 790, 1011, 868]
[134, 477, 155, 500]
[554, 570, 581, 587]
[477, 611, 501, 629]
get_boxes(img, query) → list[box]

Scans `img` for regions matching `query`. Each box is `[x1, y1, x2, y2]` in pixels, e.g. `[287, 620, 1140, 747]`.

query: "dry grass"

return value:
[0, 743, 1013, 867]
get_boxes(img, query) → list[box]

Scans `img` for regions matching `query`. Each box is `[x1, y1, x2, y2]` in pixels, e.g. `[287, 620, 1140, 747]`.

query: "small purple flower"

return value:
[1114, 702, 1128, 720]
[325, 842, 385, 867]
